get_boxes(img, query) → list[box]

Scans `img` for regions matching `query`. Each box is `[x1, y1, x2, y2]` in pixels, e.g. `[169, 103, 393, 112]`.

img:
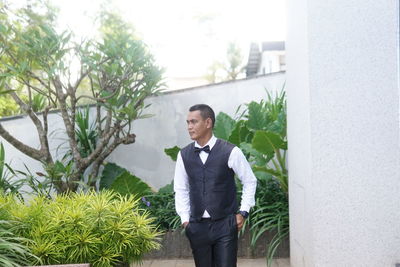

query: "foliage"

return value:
[214, 90, 287, 193]
[16, 163, 54, 197]
[0, 220, 39, 267]
[99, 162, 179, 231]
[52, 105, 98, 191]
[248, 174, 289, 266]
[31, 93, 47, 113]
[100, 162, 153, 197]
[109, 172, 152, 197]
[0, 143, 24, 195]
[164, 146, 180, 162]
[204, 41, 245, 83]
[213, 89, 288, 265]
[213, 112, 236, 140]
[133, 150, 182, 231]
[139, 183, 181, 231]
[0, 190, 161, 266]
[99, 162, 125, 189]
[0, 96, 20, 117]
[204, 61, 223, 84]
[0, 2, 164, 193]
[224, 42, 245, 80]
[0, 141, 55, 197]
[74, 105, 97, 158]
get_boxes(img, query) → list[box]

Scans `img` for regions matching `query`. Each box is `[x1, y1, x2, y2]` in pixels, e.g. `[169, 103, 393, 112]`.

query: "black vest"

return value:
[181, 139, 237, 221]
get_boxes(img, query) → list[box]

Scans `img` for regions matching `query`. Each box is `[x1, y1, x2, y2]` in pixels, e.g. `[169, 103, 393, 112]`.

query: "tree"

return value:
[204, 42, 245, 83]
[224, 42, 245, 80]
[0, 0, 57, 117]
[0, 2, 164, 192]
[204, 61, 223, 84]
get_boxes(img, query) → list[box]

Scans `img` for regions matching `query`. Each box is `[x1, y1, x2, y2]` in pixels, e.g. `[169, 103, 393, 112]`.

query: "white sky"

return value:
[17, 0, 287, 78]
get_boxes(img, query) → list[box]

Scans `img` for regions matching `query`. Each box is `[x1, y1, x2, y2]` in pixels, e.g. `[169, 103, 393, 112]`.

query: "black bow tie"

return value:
[194, 145, 210, 153]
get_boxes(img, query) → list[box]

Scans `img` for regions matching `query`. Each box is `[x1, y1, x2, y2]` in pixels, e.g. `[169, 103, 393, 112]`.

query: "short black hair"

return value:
[189, 104, 215, 128]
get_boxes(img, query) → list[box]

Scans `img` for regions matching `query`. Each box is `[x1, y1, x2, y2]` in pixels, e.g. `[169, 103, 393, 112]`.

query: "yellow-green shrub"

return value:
[0, 191, 161, 266]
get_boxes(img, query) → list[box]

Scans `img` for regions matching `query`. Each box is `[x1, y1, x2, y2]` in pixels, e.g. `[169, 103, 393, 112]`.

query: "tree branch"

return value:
[86, 125, 119, 164]
[74, 57, 111, 91]
[103, 109, 113, 138]
[6, 84, 52, 161]
[0, 123, 45, 162]
[75, 87, 119, 103]
[95, 98, 102, 136]
[3, 47, 52, 94]
[68, 84, 77, 136]
[88, 131, 136, 186]
[42, 106, 52, 162]
[53, 76, 82, 164]
[17, 76, 50, 97]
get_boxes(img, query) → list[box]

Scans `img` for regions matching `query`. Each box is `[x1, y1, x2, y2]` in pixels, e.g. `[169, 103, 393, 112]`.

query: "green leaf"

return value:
[252, 130, 285, 156]
[109, 171, 152, 197]
[0, 24, 7, 34]
[240, 142, 268, 166]
[246, 101, 267, 130]
[0, 143, 4, 180]
[164, 146, 180, 162]
[213, 112, 236, 140]
[253, 165, 281, 177]
[54, 160, 66, 173]
[99, 162, 126, 189]
[137, 113, 154, 119]
[228, 120, 251, 146]
[157, 183, 174, 194]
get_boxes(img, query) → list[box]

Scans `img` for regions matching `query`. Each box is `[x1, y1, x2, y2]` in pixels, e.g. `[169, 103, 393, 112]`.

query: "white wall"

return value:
[287, 1, 400, 266]
[0, 72, 285, 190]
[260, 51, 286, 74]
[0, 112, 70, 175]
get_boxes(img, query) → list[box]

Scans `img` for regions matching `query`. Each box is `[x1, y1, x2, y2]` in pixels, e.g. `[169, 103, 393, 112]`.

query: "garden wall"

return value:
[145, 228, 289, 259]
[0, 72, 285, 190]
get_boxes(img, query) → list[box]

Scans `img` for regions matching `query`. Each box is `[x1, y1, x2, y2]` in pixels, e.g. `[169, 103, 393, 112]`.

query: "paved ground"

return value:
[131, 258, 290, 267]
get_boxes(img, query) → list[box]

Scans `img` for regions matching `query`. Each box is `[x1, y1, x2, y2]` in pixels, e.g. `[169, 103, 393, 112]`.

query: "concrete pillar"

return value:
[287, 1, 400, 266]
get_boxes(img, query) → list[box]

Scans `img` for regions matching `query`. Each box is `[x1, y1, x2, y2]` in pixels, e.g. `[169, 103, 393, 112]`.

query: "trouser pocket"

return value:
[230, 214, 238, 232]
[185, 223, 191, 237]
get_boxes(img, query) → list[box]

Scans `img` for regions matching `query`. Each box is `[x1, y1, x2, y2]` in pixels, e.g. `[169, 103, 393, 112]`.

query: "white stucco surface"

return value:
[287, 1, 400, 266]
[0, 73, 285, 190]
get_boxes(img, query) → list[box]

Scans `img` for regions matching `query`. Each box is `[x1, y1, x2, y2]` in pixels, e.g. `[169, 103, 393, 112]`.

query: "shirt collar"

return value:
[194, 135, 217, 150]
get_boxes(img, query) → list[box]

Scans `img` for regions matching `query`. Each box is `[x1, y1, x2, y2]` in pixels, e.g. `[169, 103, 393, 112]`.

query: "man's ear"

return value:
[206, 118, 212, 129]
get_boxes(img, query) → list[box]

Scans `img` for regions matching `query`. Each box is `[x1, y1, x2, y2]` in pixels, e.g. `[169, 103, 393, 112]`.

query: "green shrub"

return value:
[0, 143, 24, 196]
[0, 220, 38, 267]
[0, 191, 161, 266]
[99, 163, 179, 231]
[139, 183, 181, 231]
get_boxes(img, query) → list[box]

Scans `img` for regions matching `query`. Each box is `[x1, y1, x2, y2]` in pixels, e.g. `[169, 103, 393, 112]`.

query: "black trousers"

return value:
[185, 214, 238, 267]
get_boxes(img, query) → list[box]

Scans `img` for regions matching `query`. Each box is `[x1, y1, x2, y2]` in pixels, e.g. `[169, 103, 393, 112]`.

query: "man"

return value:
[174, 104, 257, 267]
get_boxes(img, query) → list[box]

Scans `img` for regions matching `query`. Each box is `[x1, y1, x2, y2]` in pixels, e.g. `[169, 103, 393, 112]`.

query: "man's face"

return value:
[186, 110, 212, 141]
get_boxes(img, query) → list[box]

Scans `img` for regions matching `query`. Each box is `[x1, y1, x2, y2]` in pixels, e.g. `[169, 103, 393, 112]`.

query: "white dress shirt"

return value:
[174, 135, 257, 223]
